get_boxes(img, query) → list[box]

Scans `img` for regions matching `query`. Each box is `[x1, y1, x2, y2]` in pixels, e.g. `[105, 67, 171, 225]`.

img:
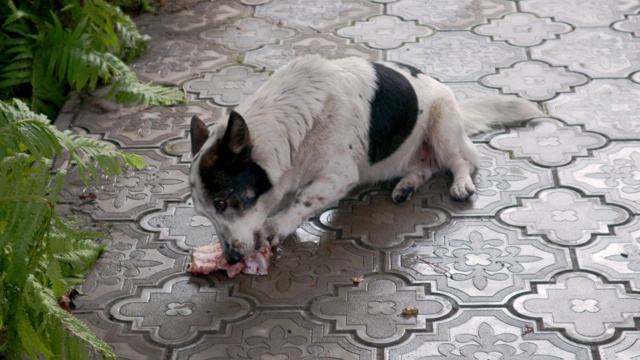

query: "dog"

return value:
[188, 55, 541, 264]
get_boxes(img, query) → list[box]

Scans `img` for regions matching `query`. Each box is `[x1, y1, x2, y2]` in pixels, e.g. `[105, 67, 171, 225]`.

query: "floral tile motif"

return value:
[130, 40, 235, 84]
[309, 274, 453, 345]
[110, 275, 251, 345]
[336, 15, 433, 50]
[512, 272, 640, 343]
[173, 311, 376, 359]
[255, 0, 381, 32]
[200, 17, 297, 51]
[160, 0, 250, 33]
[61, 149, 189, 221]
[75, 312, 169, 360]
[613, 14, 640, 37]
[388, 0, 515, 30]
[500, 188, 628, 246]
[139, 199, 217, 251]
[546, 80, 640, 139]
[183, 66, 270, 107]
[244, 33, 381, 70]
[318, 191, 447, 249]
[558, 142, 640, 214]
[490, 118, 607, 167]
[520, 0, 639, 27]
[480, 61, 588, 101]
[599, 332, 640, 360]
[577, 217, 640, 291]
[388, 219, 570, 305]
[386, 309, 592, 359]
[74, 100, 222, 148]
[388, 32, 527, 81]
[473, 13, 571, 47]
[75, 224, 184, 309]
[231, 225, 379, 307]
[531, 28, 640, 78]
[420, 145, 553, 216]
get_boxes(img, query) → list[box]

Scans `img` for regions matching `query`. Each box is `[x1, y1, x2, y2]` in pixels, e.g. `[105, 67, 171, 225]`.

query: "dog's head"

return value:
[189, 111, 272, 264]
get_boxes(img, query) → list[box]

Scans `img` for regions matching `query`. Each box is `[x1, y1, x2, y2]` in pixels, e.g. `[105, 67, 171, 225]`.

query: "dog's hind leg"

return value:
[392, 167, 433, 204]
[428, 97, 480, 202]
[263, 165, 359, 246]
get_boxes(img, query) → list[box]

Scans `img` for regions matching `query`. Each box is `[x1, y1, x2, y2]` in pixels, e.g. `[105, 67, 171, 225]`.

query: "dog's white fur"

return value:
[190, 55, 541, 260]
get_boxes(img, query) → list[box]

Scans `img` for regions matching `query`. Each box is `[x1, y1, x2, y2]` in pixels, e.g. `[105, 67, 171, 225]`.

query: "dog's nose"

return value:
[224, 248, 244, 265]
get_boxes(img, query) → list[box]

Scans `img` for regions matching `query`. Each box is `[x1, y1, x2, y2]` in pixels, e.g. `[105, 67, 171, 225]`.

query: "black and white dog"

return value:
[189, 55, 541, 264]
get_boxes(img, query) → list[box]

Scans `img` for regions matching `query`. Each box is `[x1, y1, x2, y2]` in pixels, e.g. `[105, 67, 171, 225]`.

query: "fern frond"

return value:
[26, 275, 116, 360]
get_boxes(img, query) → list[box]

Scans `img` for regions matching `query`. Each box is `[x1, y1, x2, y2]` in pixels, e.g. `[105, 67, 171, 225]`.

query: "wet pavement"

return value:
[62, 0, 640, 358]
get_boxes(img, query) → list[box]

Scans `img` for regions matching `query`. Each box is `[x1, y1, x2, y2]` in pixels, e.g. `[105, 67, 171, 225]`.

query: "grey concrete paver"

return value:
[61, 0, 640, 358]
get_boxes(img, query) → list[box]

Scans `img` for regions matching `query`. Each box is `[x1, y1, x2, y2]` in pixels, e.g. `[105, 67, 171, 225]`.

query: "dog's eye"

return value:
[214, 199, 227, 211]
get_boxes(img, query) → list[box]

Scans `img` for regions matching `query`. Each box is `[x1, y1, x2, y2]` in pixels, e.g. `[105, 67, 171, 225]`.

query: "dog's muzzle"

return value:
[224, 248, 244, 265]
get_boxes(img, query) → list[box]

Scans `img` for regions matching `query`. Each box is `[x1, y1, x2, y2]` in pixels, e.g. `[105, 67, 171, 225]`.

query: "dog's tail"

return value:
[458, 95, 542, 135]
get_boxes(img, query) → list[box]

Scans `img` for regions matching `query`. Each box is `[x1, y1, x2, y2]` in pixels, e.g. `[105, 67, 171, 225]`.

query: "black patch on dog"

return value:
[368, 63, 419, 164]
[198, 144, 272, 212]
[392, 62, 424, 78]
[198, 113, 272, 212]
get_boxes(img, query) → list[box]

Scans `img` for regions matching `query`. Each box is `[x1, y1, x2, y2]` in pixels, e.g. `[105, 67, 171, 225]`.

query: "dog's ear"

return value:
[221, 111, 251, 154]
[190, 115, 210, 155]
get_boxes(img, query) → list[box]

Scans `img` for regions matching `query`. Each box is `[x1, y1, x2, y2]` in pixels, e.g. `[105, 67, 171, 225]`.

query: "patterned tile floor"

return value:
[60, 0, 640, 358]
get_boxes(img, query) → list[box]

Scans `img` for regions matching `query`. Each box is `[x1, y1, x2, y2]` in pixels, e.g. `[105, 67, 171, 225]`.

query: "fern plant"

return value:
[0, 0, 185, 118]
[0, 99, 146, 359]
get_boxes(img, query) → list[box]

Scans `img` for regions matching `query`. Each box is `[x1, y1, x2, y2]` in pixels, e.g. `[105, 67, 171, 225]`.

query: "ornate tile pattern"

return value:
[558, 142, 640, 214]
[531, 28, 640, 78]
[490, 118, 606, 167]
[520, 0, 639, 27]
[546, 80, 640, 139]
[576, 217, 640, 291]
[244, 33, 381, 70]
[59, 0, 640, 357]
[388, 219, 571, 305]
[183, 66, 270, 106]
[500, 188, 628, 246]
[480, 61, 589, 101]
[386, 309, 592, 359]
[387, 0, 515, 30]
[388, 32, 527, 81]
[473, 13, 572, 47]
[336, 15, 433, 50]
[309, 274, 453, 345]
[110, 275, 251, 345]
[512, 272, 640, 343]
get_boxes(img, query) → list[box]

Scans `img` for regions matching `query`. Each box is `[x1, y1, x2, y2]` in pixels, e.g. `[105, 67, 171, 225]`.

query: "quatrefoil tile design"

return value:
[110, 276, 251, 345]
[183, 66, 270, 106]
[388, 32, 527, 81]
[576, 217, 640, 291]
[388, 219, 571, 305]
[244, 33, 381, 70]
[512, 272, 640, 342]
[558, 142, 640, 214]
[490, 118, 606, 167]
[386, 309, 592, 359]
[200, 17, 297, 51]
[336, 15, 433, 50]
[309, 274, 453, 345]
[531, 27, 640, 78]
[387, 0, 515, 30]
[474, 13, 571, 47]
[480, 61, 588, 101]
[546, 80, 640, 140]
[520, 0, 639, 27]
[500, 188, 628, 246]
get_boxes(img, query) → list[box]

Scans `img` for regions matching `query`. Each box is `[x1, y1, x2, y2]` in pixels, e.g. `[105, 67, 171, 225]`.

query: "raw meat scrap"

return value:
[188, 242, 272, 278]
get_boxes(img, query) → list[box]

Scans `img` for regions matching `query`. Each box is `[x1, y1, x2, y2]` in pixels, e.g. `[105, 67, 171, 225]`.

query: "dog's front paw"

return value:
[262, 219, 282, 247]
[450, 179, 476, 202]
[392, 186, 415, 204]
